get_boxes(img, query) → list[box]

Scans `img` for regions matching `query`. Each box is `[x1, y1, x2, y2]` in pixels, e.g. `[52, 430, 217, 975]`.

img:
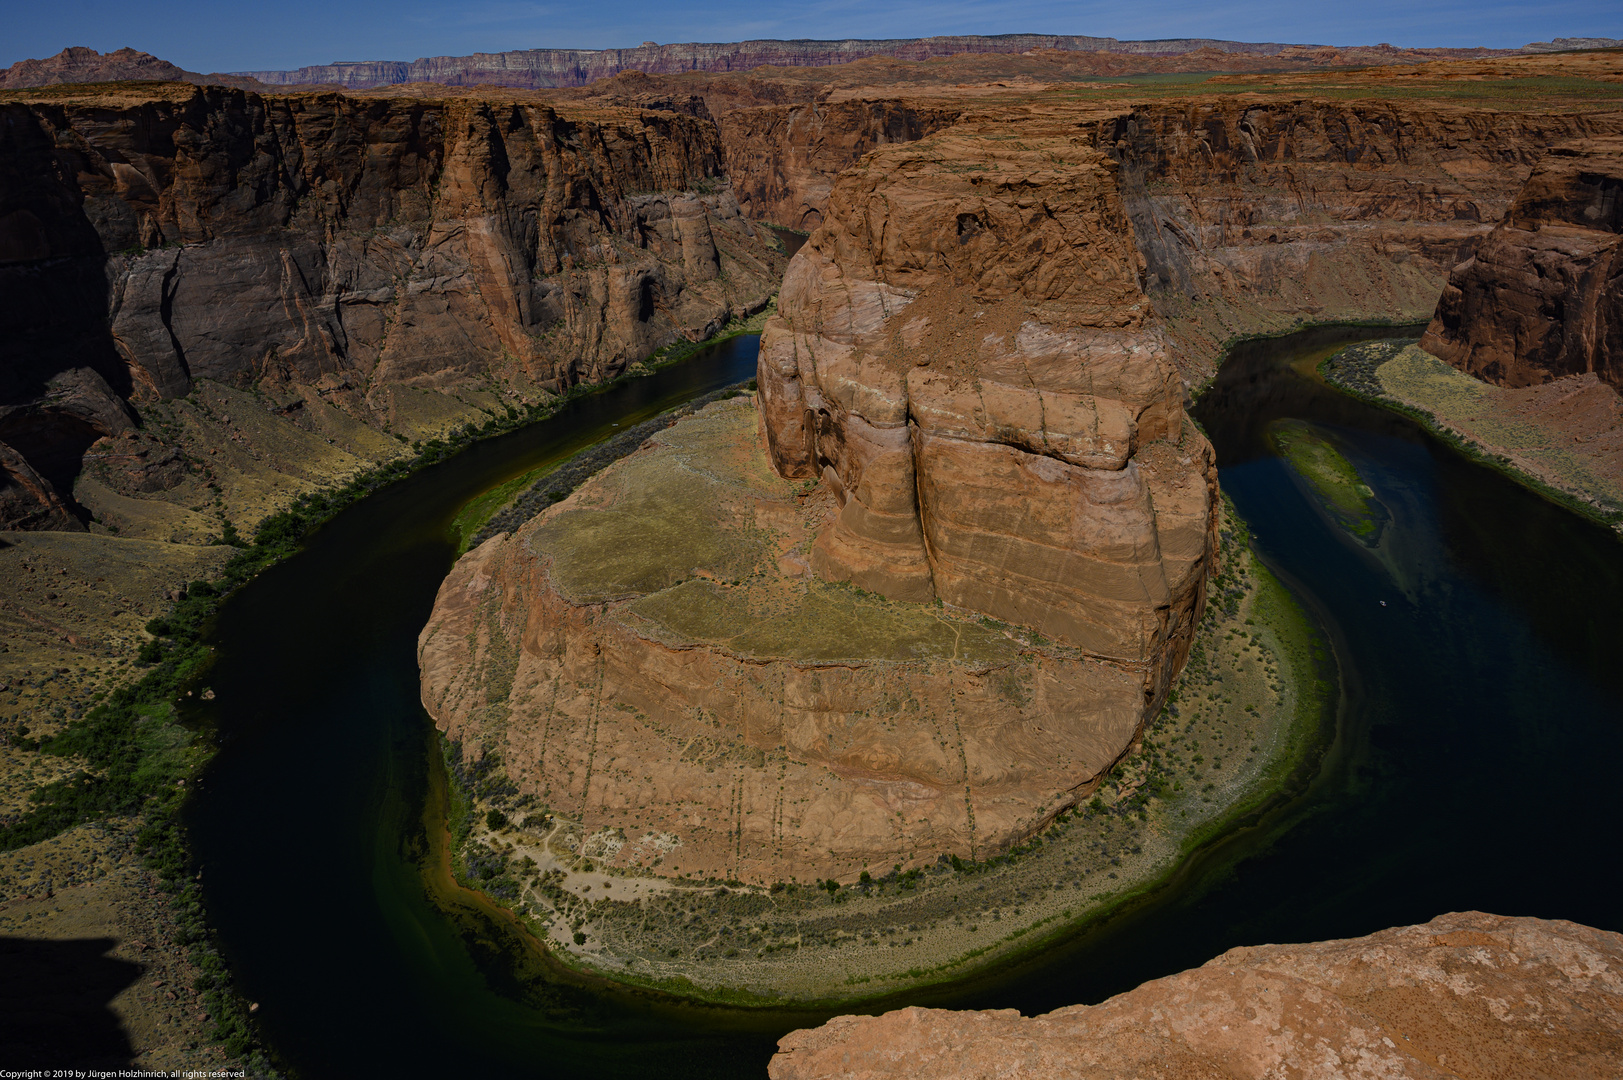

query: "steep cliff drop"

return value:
[0, 85, 785, 531]
[1423, 137, 1622, 391]
[418, 114, 1220, 884]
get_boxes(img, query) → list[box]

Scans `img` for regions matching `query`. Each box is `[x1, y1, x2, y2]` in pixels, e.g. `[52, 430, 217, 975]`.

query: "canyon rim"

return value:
[0, 33, 1621, 1071]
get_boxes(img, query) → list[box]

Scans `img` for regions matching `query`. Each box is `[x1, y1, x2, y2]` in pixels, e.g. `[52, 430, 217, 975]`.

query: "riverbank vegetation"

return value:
[1321, 340, 1623, 531]
[0, 311, 775, 1068]
[437, 497, 1336, 1004]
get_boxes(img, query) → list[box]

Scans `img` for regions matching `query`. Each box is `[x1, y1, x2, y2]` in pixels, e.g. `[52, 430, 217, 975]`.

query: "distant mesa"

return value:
[0, 46, 265, 91]
[0, 35, 1544, 93]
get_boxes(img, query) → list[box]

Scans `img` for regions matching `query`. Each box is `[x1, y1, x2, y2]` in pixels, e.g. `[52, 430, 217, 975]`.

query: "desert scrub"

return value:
[437, 498, 1336, 1006]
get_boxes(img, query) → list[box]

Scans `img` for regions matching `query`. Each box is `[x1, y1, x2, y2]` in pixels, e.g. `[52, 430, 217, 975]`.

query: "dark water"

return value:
[190, 325, 1623, 1078]
[769, 225, 809, 260]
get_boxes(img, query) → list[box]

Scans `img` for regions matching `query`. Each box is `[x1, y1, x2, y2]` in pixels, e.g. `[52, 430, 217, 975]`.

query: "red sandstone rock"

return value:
[756, 119, 1218, 680]
[1423, 138, 1623, 391]
[769, 911, 1623, 1080]
[420, 398, 1147, 881]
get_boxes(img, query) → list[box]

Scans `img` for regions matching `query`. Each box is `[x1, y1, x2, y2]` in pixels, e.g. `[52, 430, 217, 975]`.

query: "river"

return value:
[188, 325, 1623, 1077]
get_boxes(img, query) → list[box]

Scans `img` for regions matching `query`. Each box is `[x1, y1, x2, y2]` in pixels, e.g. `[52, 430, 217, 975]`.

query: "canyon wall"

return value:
[1422, 137, 1622, 391]
[719, 100, 963, 230]
[699, 91, 1623, 374]
[755, 115, 1216, 680]
[0, 85, 784, 528]
[770, 911, 1623, 1080]
[1091, 101, 1623, 372]
[419, 82, 1623, 884]
[417, 107, 1223, 883]
[230, 37, 1334, 91]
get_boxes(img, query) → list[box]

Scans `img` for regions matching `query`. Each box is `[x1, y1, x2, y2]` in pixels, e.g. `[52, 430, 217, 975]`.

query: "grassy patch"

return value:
[448, 461, 561, 555]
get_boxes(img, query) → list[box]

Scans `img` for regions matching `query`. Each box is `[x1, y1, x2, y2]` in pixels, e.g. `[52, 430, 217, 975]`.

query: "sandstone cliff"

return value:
[420, 108, 1223, 882]
[421, 396, 1160, 881]
[770, 911, 1623, 1080]
[230, 37, 1518, 91]
[416, 56, 1623, 886]
[719, 100, 963, 231]
[755, 116, 1216, 681]
[0, 84, 784, 528]
[1422, 137, 1622, 391]
[1094, 100, 1623, 374]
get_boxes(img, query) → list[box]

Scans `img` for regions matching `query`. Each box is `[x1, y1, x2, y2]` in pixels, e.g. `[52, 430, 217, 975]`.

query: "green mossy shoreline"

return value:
[435, 493, 1339, 1010]
[1319, 340, 1623, 534]
[0, 311, 774, 1069]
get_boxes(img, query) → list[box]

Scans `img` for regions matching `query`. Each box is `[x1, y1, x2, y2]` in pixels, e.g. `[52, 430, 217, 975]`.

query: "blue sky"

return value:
[5, 0, 1618, 72]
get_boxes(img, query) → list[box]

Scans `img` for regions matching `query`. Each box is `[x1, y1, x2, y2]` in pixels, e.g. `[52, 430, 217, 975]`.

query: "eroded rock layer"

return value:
[0, 84, 784, 527]
[421, 397, 1162, 881]
[422, 117, 1222, 881]
[1423, 137, 1623, 391]
[770, 912, 1623, 1080]
[756, 118, 1219, 681]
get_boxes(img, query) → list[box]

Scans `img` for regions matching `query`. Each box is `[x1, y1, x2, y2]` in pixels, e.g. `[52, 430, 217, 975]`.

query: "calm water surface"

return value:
[190, 326, 1623, 1077]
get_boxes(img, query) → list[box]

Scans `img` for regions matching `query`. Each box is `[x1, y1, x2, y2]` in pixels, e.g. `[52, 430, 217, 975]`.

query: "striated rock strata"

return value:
[229, 37, 1516, 91]
[1422, 137, 1623, 391]
[770, 911, 1623, 1079]
[421, 117, 1221, 881]
[0, 84, 783, 528]
[421, 396, 1168, 881]
[756, 119, 1217, 681]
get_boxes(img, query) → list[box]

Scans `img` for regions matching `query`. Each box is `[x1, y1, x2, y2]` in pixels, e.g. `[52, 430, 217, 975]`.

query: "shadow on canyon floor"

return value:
[0, 935, 141, 1067]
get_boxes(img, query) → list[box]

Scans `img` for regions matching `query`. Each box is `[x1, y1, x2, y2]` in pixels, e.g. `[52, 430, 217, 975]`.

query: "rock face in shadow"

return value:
[1423, 138, 1623, 391]
[769, 911, 1623, 1080]
[0, 85, 784, 528]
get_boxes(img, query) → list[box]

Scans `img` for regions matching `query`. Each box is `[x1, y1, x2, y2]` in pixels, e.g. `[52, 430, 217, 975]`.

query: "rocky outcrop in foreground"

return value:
[770, 911, 1623, 1079]
[1423, 138, 1622, 392]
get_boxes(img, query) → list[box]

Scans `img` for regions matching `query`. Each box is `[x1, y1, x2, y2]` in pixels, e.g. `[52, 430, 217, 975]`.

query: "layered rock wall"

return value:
[1422, 137, 1623, 390]
[719, 100, 963, 230]
[232, 37, 1335, 91]
[1090, 101, 1623, 372]
[0, 85, 784, 527]
[756, 118, 1218, 686]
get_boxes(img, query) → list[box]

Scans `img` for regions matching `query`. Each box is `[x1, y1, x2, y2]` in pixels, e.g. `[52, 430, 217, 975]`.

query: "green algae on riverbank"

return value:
[435, 497, 1334, 1005]
[1322, 340, 1623, 532]
[1268, 419, 1387, 543]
